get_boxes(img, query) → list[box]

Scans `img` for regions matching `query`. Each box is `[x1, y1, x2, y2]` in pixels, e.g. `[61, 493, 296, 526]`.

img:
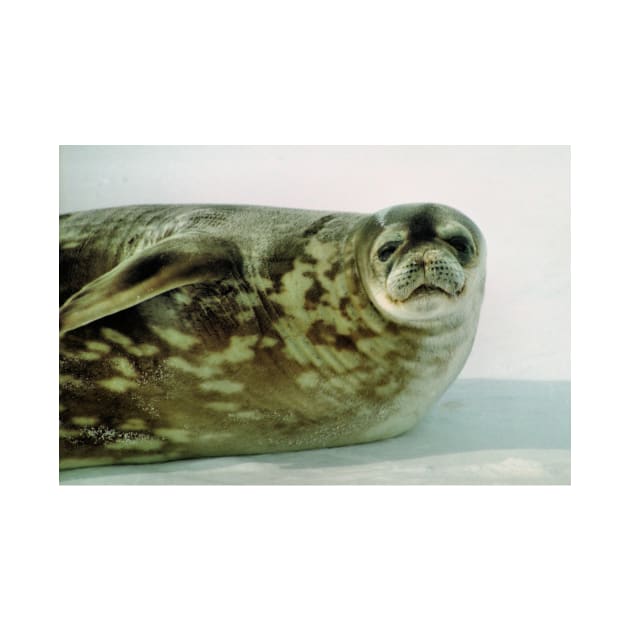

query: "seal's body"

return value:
[60, 203, 485, 469]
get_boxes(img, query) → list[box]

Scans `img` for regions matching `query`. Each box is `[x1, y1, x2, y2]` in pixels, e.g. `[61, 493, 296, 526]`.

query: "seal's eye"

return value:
[447, 236, 471, 254]
[377, 242, 401, 262]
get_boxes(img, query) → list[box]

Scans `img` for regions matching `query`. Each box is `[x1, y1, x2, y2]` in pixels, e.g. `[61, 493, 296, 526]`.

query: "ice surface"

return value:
[59, 379, 570, 485]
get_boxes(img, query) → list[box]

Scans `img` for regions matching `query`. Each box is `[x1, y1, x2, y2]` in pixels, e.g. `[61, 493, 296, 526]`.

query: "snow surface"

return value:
[59, 379, 570, 485]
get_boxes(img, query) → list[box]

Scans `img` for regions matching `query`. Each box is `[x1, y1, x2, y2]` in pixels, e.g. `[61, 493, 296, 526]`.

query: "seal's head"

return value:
[356, 203, 486, 327]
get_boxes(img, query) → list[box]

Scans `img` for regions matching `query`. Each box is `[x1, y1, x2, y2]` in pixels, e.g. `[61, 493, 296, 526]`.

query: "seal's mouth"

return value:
[406, 283, 451, 300]
[411, 284, 444, 295]
[384, 254, 466, 303]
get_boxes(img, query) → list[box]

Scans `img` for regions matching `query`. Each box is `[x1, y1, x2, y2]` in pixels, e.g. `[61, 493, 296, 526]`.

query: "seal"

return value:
[59, 203, 486, 469]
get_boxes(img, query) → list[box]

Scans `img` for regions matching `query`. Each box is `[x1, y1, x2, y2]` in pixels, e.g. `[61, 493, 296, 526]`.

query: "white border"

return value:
[5, 0, 629, 628]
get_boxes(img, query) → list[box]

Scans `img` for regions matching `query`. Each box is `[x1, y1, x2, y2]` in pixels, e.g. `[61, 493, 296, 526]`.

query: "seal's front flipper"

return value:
[59, 233, 241, 335]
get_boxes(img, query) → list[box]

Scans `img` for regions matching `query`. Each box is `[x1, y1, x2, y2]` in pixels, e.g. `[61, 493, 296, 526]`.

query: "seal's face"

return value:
[357, 203, 486, 327]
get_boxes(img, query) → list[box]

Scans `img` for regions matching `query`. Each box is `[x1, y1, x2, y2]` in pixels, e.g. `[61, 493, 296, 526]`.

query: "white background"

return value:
[4, 1, 628, 629]
[60, 145, 570, 381]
